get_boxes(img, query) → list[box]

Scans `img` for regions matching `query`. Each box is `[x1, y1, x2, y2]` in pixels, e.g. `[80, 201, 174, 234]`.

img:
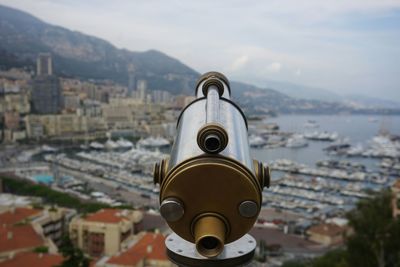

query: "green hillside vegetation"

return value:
[1, 175, 110, 213]
[282, 190, 400, 267]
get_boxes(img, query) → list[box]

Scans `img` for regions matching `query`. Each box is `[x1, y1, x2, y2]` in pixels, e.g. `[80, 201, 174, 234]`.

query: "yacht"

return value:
[286, 134, 308, 148]
[137, 136, 170, 148]
[304, 120, 319, 128]
[248, 135, 266, 148]
[116, 138, 133, 149]
[105, 139, 118, 150]
[304, 131, 338, 141]
[90, 142, 105, 150]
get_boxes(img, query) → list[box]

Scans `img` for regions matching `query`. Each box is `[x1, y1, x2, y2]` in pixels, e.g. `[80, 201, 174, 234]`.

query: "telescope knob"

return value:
[253, 160, 271, 189]
[153, 158, 169, 185]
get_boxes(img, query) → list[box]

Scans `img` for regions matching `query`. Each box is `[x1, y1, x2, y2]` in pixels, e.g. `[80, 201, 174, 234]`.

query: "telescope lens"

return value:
[204, 134, 221, 153]
[200, 236, 220, 250]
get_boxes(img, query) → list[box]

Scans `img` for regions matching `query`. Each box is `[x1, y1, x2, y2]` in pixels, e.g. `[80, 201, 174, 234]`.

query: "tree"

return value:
[58, 235, 90, 267]
[282, 190, 400, 267]
[312, 249, 349, 267]
[346, 190, 400, 267]
[281, 260, 308, 267]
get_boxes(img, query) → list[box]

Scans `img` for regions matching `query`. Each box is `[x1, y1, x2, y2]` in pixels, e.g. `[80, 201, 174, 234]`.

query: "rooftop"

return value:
[0, 224, 44, 253]
[307, 223, 345, 237]
[0, 252, 63, 267]
[107, 233, 167, 266]
[258, 208, 303, 222]
[0, 207, 41, 225]
[135, 212, 167, 233]
[250, 227, 321, 253]
[84, 209, 129, 224]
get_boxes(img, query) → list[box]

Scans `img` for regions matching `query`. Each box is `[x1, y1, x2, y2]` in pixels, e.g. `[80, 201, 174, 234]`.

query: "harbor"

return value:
[1, 114, 399, 220]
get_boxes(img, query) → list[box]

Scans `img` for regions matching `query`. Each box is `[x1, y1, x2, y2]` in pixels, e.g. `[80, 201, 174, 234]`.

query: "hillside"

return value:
[0, 4, 198, 94]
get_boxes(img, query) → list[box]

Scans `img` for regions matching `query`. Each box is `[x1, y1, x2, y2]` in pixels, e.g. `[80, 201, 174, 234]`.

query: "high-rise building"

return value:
[31, 75, 63, 114]
[31, 53, 63, 114]
[36, 53, 52, 76]
[137, 79, 147, 101]
[127, 64, 136, 97]
[152, 90, 171, 104]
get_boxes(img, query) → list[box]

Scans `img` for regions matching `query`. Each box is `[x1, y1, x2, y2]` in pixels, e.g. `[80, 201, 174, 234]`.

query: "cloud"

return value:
[266, 62, 282, 73]
[0, 0, 399, 100]
[231, 55, 249, 71]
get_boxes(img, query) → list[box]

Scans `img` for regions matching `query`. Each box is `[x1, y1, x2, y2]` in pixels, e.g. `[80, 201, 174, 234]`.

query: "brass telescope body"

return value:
[154, 72, 270, 258]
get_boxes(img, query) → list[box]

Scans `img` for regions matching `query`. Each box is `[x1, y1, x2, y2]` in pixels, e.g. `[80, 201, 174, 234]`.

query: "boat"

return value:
[137, 136, 170, 148]
[286, 134, 308, 148]
[304, 131, 338, 141]
[105, 139, 118, 150]
[89, 142, 105, 150]
[304, 120, 319, 128]
[41, 145, 58, 152]
[116, 138, 133, 149]
[346, 144, 364, 156]
[249, 135, 266, 148]
[324, 141, 351, 155]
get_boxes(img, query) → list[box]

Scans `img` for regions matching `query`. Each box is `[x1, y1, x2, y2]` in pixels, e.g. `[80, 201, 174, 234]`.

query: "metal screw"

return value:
[238, 201, 258, 218]
[160, 198, 185, 222]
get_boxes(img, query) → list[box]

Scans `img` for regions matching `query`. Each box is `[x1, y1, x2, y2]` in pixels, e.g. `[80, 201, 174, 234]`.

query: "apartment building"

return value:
[69, 209, 143, 257]
[101, 232, 175, 267]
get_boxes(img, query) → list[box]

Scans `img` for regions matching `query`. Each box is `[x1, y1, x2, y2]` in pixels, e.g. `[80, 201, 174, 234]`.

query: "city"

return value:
[1, 2, 400, 267]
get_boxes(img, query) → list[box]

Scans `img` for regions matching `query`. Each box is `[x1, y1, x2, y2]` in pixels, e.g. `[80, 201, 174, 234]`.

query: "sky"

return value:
[1, 0, 400, 101]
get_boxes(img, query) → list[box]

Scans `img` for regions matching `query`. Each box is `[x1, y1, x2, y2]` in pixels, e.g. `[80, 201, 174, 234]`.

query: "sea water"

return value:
[251, 114, 400, 172]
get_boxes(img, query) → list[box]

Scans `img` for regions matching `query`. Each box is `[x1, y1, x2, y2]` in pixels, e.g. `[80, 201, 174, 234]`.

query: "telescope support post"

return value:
[166, 233, 256, 267]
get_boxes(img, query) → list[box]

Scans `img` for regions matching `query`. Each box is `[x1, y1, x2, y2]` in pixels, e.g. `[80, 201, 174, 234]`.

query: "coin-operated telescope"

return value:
[154, 72, 270, 267]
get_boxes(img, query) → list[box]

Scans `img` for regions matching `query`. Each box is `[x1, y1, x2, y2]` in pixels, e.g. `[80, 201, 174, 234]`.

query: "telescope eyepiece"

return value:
[204, 134, 221, 153]
[197, 124, 228, 154]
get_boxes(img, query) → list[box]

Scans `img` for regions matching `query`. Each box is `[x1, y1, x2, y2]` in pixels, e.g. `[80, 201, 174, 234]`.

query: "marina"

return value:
[1, 114, 399, 219]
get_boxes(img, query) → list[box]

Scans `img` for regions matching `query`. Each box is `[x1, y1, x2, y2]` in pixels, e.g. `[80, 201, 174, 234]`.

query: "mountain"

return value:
[262, 80, 343, 102]
[343, 94, 400, 109]
[0, 4, 198, 94]
[261, 80, 400, 109]
[0, 5, 291, 103]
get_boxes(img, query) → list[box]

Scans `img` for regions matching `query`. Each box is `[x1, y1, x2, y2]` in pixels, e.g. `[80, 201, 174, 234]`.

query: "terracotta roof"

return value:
[0, 252, 63, 267]
[0, 224, 44, 253]
[307, 223, 345, 237]
[0, 207, 41, 225]
[107, 233, 168, 266]
[84, 209, 127, 224]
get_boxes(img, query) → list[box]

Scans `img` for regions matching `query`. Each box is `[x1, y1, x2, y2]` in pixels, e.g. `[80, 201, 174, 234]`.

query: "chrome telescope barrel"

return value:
[206, 85, 220, 125]
[169, 72, 252, 170]
[154, 71, 270, 258]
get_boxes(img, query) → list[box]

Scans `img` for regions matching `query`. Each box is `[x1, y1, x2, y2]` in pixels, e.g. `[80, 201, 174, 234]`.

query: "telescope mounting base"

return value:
[165, 233, 256, 267]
